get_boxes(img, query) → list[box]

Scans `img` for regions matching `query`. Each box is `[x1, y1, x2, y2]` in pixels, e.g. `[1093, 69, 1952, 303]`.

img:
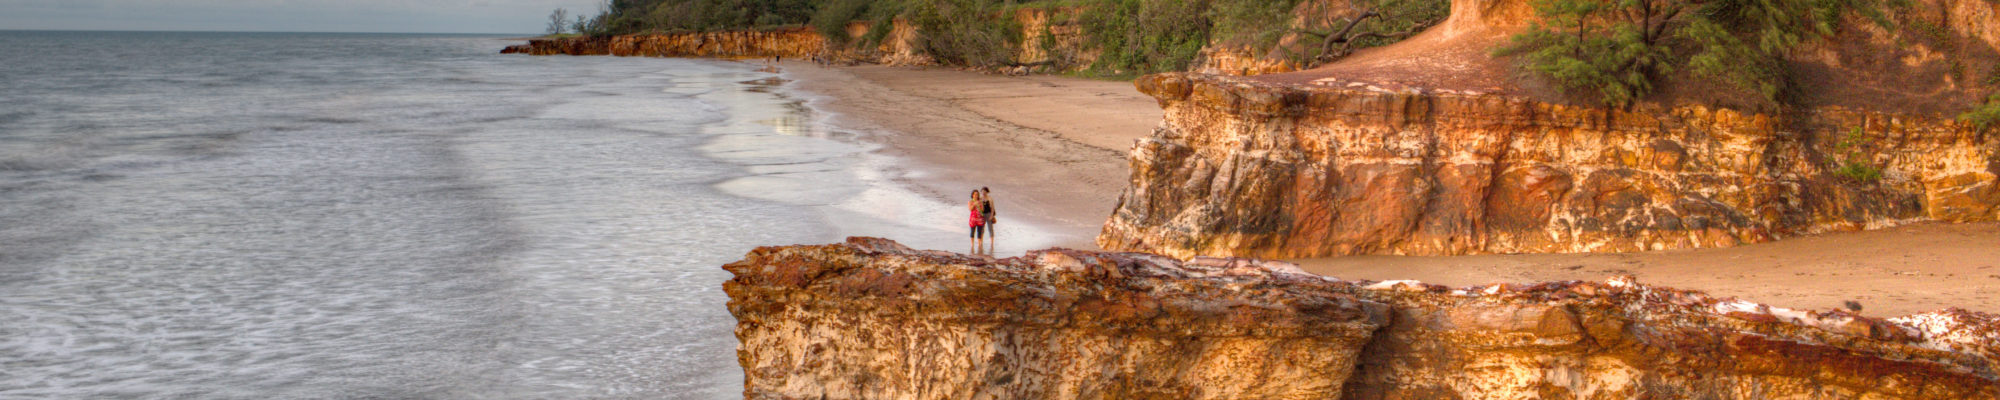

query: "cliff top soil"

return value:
[1249, 0, 2000, 115]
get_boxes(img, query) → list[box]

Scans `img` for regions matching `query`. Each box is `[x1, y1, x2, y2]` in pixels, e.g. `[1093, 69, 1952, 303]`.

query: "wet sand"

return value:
[777, 61, 2000, 316]
[780, 62, 1156, 249]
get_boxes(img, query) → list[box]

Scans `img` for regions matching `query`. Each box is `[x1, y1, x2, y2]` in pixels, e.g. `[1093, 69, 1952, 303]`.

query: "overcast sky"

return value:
[0, 0, 609, 34]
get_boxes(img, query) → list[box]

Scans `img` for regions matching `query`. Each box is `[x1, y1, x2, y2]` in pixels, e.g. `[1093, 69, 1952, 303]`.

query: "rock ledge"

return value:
[725, 237, 2000, 399]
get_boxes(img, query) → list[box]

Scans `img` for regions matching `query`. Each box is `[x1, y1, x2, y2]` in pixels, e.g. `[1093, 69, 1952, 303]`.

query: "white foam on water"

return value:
[699, 62, 1079, 255]
[0, 34, 838, 399]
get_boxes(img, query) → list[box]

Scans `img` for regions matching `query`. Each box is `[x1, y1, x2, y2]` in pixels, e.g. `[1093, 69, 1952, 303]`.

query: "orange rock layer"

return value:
[724, 237, 2000, 399]
[502, 11, 1085, 68]
[501, 29, 829, 58]
[1098, 73, 2000, 258]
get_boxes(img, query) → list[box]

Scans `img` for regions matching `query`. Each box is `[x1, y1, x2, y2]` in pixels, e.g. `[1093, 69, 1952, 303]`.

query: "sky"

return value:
[0, 0, 608, 34]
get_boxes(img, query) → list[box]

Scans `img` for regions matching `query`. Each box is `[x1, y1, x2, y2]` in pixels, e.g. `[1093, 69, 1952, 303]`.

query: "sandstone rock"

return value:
[504, 11, 1086, 70]
[725, 237, 1387, 400]
[1100, 73, 2000, 258]
[725, 238, 2000, 399]
[507, 29, 832, 59]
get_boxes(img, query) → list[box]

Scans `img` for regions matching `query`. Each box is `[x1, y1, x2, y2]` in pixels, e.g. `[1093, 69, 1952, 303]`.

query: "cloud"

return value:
[0, 0, 606, 33]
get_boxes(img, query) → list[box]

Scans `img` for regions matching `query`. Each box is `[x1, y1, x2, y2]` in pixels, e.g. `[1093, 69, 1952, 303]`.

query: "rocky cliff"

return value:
[1097, 72, 2000, 258]
[503, 11, 1090, 69]
[501, 28, 828, 58]
[724, 237, 2000, 399]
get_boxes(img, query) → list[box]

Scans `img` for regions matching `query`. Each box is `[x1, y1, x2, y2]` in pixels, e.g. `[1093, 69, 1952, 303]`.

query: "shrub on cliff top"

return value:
[1253, 0, 1448, 68]
[811, 0, 874, 46]
[579, 0, 819, 34]
[1079, 0, 1213, 76]
[1499, 0, 1885, 107]
[908, 0, 1025, 67]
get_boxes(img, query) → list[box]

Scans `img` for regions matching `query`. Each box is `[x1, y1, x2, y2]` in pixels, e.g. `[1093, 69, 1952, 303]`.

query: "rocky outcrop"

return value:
[507, 8, 1115, 74]
[724, 237, 2000, 399]
[1098, 72, 2000, 258]
[502, 28, 829, 58]
[505, 11, 1092, 70]
[1189, 45, 1299, 76]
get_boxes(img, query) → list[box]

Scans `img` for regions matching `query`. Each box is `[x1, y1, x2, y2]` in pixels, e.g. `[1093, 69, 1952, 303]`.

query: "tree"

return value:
[548, 8, 570, 35]
[907, 0, 1023, 68]
[1080, 0, 1213, 76]
[1499, 0, 1883, 107]
[1497, 0, 1679, 107]
[1293, 0, 1448, 67]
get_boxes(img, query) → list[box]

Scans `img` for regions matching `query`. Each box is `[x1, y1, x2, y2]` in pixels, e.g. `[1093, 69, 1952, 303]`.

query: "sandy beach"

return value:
[780, 61, 2000, 317]
[780, 62, 1156, 249]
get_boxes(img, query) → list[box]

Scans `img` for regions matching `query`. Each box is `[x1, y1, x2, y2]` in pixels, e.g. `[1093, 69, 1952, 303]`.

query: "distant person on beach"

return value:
[980, 187, 996, 247]
[968, 190, 986, 251]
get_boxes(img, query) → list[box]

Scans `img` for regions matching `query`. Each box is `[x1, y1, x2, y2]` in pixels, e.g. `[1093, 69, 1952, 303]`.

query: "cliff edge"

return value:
[1097, 72, 2000, 258]
[724, 237, 2000, 399]
[1097, 0, 2000, 258]
[500, 29, 829, 59]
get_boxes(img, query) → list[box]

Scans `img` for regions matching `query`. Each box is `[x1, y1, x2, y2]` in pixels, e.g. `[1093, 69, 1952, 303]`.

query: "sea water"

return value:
[0, 31, 1046, 399]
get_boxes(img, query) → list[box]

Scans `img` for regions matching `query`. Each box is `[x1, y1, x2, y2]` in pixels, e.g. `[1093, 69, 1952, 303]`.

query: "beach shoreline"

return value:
[775, 61, 1156, 251]
[772, 60, 1999, 316]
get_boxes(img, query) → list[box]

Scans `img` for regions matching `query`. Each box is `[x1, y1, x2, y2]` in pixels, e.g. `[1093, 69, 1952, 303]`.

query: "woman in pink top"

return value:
[968, 190, 986, 252]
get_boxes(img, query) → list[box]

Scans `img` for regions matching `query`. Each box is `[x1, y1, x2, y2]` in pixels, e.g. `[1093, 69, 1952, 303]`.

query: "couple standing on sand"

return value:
[968, 187, 997, 253]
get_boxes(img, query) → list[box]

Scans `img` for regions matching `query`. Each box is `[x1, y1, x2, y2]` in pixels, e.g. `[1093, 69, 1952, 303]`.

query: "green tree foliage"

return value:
[1204, 0, 1446, 68]
[1500, 0, 1882, 107]
[811, 0, 875, 45]
[1961, 95, 2000, 131]
[1501, 0, 1672, 107]
[585, 0, 820, 34]
[907, 0, 1025, 67]
[858, 16, 899, 48]
[1078, 0, 1213, 76]
[570, 0, 1441, 73]
[1208, 0, 1299, 51]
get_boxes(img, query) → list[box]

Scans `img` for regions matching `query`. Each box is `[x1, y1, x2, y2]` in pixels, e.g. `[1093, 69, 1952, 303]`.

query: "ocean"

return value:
[0, 31, 1021, 398]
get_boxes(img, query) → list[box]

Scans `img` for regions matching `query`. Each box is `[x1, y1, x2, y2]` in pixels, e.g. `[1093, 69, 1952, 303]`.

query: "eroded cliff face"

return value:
[1189, 45, 1300, 76]
[1098, 73, 2000, 258]
[724, 238, 2000, 399]
[504, 12, 1090, 69]
[501, 29, 828, 58]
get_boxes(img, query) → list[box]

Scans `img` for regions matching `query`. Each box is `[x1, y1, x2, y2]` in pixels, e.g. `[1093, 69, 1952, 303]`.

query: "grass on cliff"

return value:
[1831, 127, 1883, 184]
[1962, 95, 2000, 132]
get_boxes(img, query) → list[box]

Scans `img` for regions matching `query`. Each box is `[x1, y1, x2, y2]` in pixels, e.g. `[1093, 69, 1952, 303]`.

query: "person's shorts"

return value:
[982, 213, 995, 226]
[970, 224, 985, 238]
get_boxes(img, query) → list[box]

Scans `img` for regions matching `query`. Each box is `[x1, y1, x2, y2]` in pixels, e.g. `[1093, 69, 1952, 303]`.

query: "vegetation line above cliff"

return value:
[543, 0, 1445, 77]
[534, 0, 1998, 119]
